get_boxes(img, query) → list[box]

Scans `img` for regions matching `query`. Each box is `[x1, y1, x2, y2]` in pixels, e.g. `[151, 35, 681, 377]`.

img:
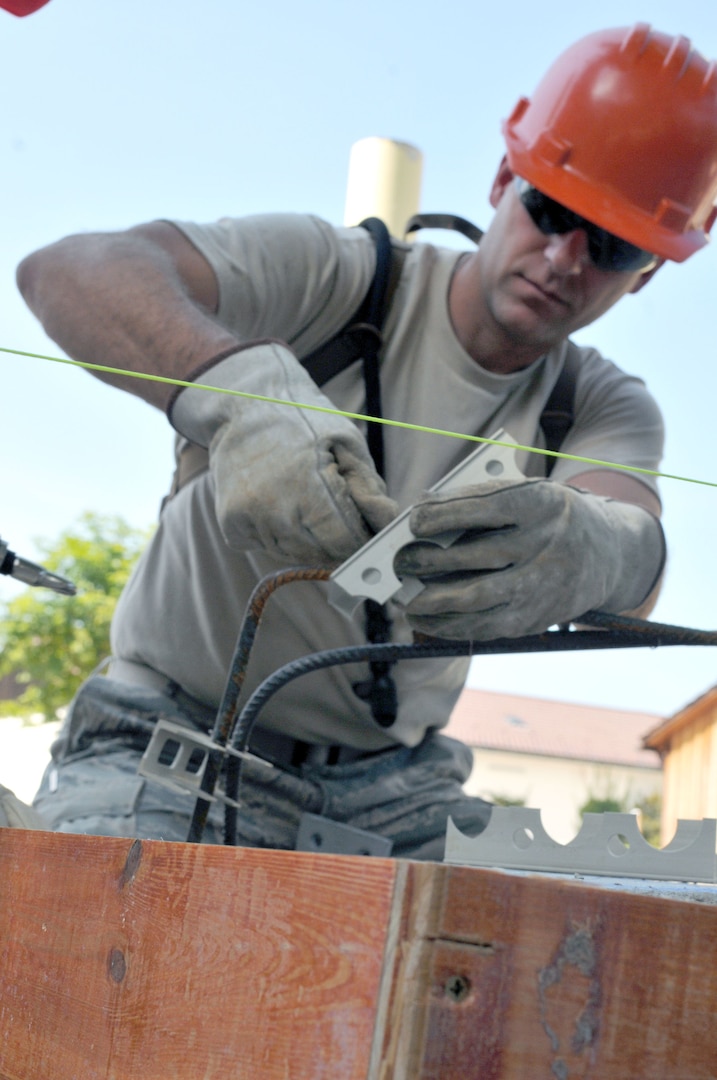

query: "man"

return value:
[17, 25, 717, 857]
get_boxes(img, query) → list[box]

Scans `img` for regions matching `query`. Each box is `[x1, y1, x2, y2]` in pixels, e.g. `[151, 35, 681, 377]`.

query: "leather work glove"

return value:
[0, 783, 46, 829]
[169, 341, 397, 565]
[393, 478, 665, 640]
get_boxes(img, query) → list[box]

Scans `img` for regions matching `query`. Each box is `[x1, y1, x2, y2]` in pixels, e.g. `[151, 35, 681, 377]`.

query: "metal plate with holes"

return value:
[328, 429, 522, 615]
[295, 812, 393, 857]
[138, 719, 272, 806]
[444, 807, 717, 882]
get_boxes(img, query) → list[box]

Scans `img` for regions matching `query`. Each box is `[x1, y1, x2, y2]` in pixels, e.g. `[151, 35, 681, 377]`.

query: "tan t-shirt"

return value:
[111, 213, 664, 748]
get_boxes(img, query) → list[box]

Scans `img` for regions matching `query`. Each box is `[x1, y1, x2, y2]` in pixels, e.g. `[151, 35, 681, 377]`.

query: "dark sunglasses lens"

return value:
[518, 181, 656, 272]
[588, 232, 657, 272]
[520, 186, 578, 236]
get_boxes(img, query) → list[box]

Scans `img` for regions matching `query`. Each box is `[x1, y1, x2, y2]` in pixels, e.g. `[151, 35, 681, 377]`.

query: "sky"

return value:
[1, 0, 717, 721]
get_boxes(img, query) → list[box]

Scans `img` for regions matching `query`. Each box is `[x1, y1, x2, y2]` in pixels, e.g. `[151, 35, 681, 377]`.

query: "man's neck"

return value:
[448, 251, 548, 374]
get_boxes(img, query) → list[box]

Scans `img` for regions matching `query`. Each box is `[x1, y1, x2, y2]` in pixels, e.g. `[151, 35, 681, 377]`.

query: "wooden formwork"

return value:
[1, 830, 716, 1078]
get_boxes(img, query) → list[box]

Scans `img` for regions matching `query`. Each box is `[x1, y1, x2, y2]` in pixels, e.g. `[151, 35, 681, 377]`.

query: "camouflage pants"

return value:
[33, 675, 491, 861]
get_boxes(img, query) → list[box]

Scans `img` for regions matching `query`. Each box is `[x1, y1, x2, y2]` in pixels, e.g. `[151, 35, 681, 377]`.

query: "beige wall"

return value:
[660, 711, 717, 842]
[463, 747, 662, 844]
[0, 717, 59, 805]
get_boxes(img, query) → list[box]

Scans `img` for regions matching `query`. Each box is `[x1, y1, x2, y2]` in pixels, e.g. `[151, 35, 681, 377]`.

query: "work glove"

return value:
[393, 478, 665, 640]
[0, 783, 46, 829]
[169, 341, 397, 565]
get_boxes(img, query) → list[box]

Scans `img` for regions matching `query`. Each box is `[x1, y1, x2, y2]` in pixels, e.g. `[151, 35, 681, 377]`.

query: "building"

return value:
[446, 688, 662, 844]
[643, 684, 717, 843]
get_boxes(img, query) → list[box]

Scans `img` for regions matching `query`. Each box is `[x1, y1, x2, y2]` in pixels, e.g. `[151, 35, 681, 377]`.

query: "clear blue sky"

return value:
[1, 0, 717, 718]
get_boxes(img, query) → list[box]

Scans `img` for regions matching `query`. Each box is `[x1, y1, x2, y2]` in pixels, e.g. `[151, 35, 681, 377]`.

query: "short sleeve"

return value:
[169, 213, 376, 356]
[549, 343, 665, 499]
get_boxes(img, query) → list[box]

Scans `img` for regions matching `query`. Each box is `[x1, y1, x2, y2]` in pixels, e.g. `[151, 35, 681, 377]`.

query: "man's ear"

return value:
[630, 259, 665, 294]
[489, 156, 514, 208]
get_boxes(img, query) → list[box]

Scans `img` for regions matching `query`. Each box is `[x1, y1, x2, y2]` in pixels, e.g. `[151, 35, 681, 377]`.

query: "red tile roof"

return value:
[446, 688, 661, 769]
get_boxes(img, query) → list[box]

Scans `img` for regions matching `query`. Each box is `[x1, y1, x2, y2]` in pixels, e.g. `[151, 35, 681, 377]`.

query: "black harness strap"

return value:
[348, 220, 399, 726]
[302, 217, 396, 476]
[303, 217, 402, 728]
[357, 217, 392, 477]
[540, 351, 579, 476]
[404, 212, 485, 247]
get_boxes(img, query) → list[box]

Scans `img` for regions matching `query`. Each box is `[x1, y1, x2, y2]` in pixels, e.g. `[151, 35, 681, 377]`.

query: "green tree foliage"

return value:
[579, 795, 625, 815]
[488, 794, 527, 808]
[634, 792, 662, 847]
[579, 790, 663, 848]
[0, 513, 151, 721]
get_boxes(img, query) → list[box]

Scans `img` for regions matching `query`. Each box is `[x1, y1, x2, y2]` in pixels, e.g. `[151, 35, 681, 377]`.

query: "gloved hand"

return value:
[393, 478, 665, 639]
[168, 341, 397, 564]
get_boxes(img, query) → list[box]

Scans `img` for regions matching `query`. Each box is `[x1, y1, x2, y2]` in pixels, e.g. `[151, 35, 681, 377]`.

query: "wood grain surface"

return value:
[380, 863, 717, 1079]
[0, 831, 397, 1080]
[2, 831, 717, 1079]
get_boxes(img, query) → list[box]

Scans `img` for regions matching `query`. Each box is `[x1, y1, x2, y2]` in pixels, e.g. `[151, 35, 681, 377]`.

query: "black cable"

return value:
[219, 612, 717, 844]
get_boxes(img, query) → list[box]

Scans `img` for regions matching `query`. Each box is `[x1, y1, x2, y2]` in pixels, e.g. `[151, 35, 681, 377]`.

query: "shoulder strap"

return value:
[300, 217, 405, 391]
[540, 351, 579, 476]
[404, 212, 484, 246]
[300, 216, 406, 478]
[306, 217, 401, 727]
[354, 217, 391, 477]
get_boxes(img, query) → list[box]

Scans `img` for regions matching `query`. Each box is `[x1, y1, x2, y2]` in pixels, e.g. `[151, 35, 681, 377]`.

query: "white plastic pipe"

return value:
[343, 137, 423, 239]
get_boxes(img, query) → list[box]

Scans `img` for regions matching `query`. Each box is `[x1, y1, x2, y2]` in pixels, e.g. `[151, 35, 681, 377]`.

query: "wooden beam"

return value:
[0, 831, 396, 1079]
[1, 831, 716, 1078]
[380, 863, 717, 1078]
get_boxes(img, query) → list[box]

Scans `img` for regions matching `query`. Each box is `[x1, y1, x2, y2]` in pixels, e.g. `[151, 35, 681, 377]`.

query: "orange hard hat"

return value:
[502, 24, 717, 262]
[0, 0, 50, 12]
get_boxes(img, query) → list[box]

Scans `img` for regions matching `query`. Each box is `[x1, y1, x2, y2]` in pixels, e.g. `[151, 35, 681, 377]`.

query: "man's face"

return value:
[476, 161, 653, 351]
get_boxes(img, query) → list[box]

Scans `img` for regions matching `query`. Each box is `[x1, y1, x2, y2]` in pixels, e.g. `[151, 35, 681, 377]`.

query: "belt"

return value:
[247, 725, 377, 768]
[105, 658, 380, 769]
[105, 658, 217, 728]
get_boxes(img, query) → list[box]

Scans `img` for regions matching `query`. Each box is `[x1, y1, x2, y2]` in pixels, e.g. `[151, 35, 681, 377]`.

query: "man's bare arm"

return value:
[16, 222, 239, 410]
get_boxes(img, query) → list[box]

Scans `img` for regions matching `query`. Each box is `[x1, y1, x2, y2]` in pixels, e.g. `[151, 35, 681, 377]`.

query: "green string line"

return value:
[3, 344, 716, 490]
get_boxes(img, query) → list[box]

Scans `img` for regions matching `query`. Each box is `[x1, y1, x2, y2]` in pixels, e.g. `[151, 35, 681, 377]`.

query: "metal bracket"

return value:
[295, 812, 393, 857]
[328, 429, 523, 615]
[138, 719, 272, 807]
[444, 807, 717, 883]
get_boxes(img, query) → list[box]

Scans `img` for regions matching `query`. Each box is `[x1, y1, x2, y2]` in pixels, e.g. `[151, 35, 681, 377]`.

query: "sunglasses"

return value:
[514, 177, 658, 274]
